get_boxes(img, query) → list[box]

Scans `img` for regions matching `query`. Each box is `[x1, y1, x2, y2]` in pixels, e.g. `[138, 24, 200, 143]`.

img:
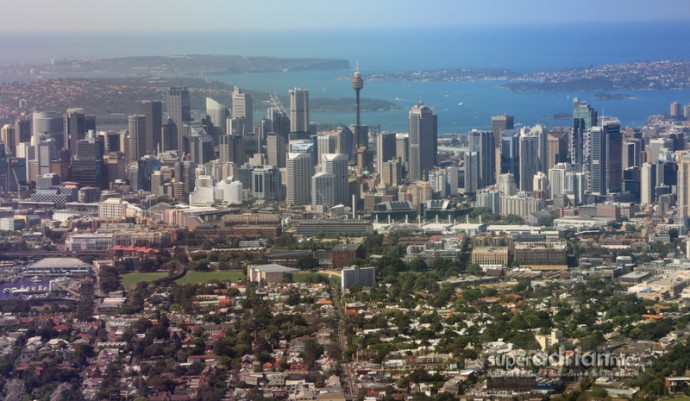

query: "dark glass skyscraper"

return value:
[141, 100, 162, 155]
[589, 117, 622, 195]
[167, 87, 191, 153]
[572, 98, 598, 165]
[408, 103, 437, 182]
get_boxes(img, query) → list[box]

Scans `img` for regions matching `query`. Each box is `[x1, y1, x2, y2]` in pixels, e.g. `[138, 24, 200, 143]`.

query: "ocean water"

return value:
[2, 22, 690, 132]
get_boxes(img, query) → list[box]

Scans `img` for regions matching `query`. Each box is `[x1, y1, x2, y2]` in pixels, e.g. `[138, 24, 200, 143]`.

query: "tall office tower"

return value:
[491, 114, 514, 140]
[500, 129, 519, 181]
[572, 98, 597, 165]
[429, 169, 447, 197]
[547, 130, 569, 170]
[232, 87, 253, 135]
[267, 133, 286, 168]
[167, 87, 191, 152]
[648, 138, 673, 163]
[623, 138, 642, 170]
[66, 108, 85, 153]
[312, 172, 335, 210]
[322, 153, 349, 206]
[70, 131, 106, 188]
[518, 134, 539, 192]
[127, 115, 146, 164]
[32, 111, 64, 149]
[548, 163, 568, 200]
[85, 115, 96, 134]
[677, 151, 690, 228]
[206, 97, 229, 136]
[352, 68, 367, 149]
[529, 125, 549, 173]
[395, 134, 409, 164]
[492, 114, 514, 181]
[141, 100, 162, 154]
[589, 117, 622, 196]
[408, 103, 438, 182]
[497, 173, 517, 196]
[161, 118, 177, 152]
[316, 135, 337, 165]
[684, 104, 690, 121]
[36, 139, 57, 179]
[381, 160, 403, 187]
[266, 107, 291, 143]
[289, 88, 310, 136]
[532, 171, 549, 197]
[335, 125, 354, 159]
[252, 166, 282, 200]
[287, 152, 312, 206]
[462, 151, 479, 194]
[376, 132, 396, 175]
[670, 102, 681, 119]
[219, 135, 245, 165]
[189, 126, 214, 165]
[469, 129, 495, 188]
[446, 165, 459, 195]
[564, 171, 586, 204]
[1, 124, 15, 155]
[640, 162, 657, 205]
[14, 118, 31, 148]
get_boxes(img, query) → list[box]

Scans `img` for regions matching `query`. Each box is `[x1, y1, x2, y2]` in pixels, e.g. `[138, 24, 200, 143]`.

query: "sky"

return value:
[5, 0, 690, 32]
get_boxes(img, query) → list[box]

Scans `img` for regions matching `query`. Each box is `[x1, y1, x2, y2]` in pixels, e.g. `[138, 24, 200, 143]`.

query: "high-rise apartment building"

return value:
[322, 153, 349, 207]
[408, 103, 437, 182]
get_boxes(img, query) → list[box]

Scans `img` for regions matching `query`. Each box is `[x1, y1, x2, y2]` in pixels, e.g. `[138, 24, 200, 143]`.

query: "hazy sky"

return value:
[5, 0, 690, 32]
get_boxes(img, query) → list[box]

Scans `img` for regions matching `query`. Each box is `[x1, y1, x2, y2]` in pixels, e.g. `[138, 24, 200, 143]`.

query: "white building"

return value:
[98, 198, 128, 220]
[66, 233, 114, 252]
[341, 266, 376, 289]
[287, 152, 312, 207]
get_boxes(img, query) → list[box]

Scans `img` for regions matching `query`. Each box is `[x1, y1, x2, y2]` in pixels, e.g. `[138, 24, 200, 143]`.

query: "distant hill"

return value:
[0, 54, 350, 80]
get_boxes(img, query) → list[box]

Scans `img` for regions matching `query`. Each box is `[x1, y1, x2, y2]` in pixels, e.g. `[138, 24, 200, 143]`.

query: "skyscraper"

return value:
[267, 133, 286, 168]
[206, 97, 229, 136]
[232, 87, 253, 135]
[519, 134, 539, 192]
[572, 98, 597, 165]
[677, 151, 690, 227]
[376, 132, 396, 176]
[287, 152, 312, 206]
[289, 88, 310, 136]
[322, 153, 349, 207]
[408, 103, 437, 182]
[167, 87, 191, 152]
[127, 115, 146, 164]
[589, 117, 622, 196]
[469, 130, 495, 188]
[462, 151, 479, 194]
[141, 100, 162, 154]
[32, 111, 64, 149]
[492, 114, 514, 182]
[66, 108, 85, 154]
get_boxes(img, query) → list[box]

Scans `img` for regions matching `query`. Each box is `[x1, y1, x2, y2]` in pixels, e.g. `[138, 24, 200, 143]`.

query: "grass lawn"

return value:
[665, 397, 690, 401]
[292, 272, 334, 283]
[175, 271, 245, 285]
[121, 272, 168, 291]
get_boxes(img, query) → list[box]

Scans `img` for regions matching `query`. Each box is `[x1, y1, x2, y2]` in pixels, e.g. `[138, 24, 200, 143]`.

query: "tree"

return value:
[409, 258, 428, 272]
[296, 255, 319, 270]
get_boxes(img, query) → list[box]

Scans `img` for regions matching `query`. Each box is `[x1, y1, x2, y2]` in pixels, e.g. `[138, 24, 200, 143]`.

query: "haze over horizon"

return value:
[3, 0, 690, 32]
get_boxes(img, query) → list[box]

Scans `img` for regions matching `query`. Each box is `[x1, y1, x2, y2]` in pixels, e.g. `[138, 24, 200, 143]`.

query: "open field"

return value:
[121, 272, 167, 291]
[174, 271, 245, 285]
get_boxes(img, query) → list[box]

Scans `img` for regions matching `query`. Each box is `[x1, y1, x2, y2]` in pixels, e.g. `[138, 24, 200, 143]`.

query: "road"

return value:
[332, 285, 357, 398]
